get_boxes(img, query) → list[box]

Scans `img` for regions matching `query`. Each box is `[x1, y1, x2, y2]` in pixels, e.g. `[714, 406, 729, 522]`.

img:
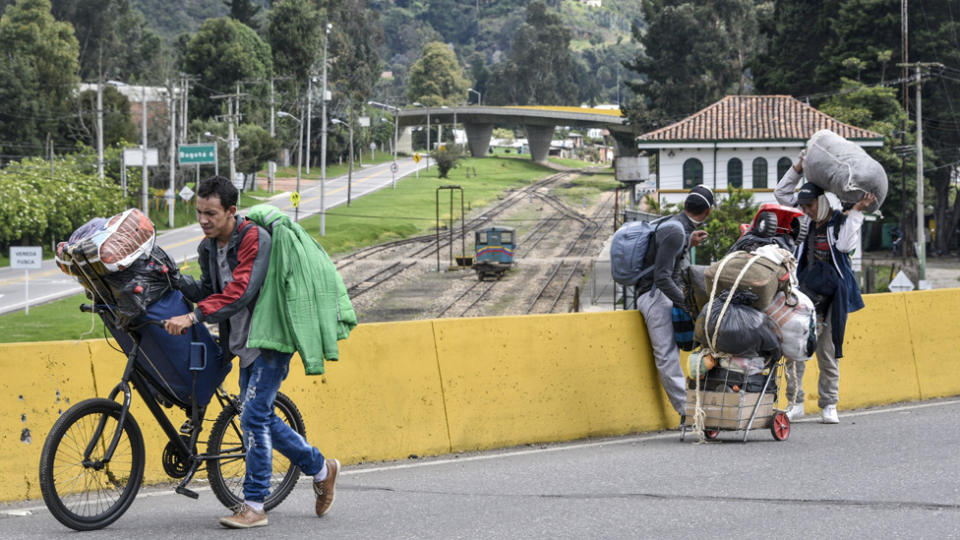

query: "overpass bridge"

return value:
[393, 105, 636, 163]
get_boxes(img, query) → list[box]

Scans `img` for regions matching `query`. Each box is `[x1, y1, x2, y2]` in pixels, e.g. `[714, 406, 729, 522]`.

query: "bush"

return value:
[0, 155, 125, 248]
[432, 143, 464, 179]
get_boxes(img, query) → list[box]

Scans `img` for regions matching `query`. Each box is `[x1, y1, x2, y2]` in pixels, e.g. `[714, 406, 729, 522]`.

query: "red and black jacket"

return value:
[179, 216, 271, 361]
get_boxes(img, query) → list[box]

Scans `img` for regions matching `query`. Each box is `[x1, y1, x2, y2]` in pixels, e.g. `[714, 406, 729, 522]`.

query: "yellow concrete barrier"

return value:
[3, 289, 960, 502]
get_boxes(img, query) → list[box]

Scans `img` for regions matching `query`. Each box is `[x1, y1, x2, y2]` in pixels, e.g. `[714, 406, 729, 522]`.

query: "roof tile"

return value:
[639, 95, 883, 141]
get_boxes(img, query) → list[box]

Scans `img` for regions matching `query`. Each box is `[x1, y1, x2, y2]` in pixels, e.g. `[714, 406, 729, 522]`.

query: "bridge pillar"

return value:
[524, 124, 554, 163]
[463, 122, 494, 157]
[397, 126, 413, 155]
[611, 131, 639, 157]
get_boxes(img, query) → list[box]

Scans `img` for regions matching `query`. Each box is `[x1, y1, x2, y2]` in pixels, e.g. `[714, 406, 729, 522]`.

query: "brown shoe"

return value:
[313, 458, 340, 517]
[219, 503, 268, 529]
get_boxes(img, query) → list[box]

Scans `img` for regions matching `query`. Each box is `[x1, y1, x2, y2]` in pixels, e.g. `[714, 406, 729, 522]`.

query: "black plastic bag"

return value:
[694, 291, 782, 360]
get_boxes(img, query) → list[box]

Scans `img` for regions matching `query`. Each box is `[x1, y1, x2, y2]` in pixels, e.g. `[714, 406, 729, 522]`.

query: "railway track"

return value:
[338, 171, 579, 296]
[524, 192, 618, 314]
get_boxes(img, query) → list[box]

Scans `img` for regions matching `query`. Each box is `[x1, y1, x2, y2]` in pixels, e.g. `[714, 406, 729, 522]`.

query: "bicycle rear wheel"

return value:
[206, 391, 305, 511]
[39, 398, 145, 531]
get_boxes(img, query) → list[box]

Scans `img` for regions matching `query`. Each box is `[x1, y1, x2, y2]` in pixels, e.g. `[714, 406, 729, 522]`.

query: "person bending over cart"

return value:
[163, 176, 339, 529]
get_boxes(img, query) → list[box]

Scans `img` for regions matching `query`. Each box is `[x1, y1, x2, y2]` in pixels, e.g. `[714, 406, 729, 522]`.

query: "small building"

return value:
[636, 95, 884, 208]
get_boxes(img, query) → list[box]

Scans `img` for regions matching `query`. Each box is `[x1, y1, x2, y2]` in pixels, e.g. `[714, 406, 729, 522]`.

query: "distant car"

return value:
[474, 226, 515, 280]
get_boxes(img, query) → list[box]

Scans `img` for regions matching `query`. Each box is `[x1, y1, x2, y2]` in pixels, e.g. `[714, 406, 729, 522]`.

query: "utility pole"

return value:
[915, 63, 924, 283]
[211, 87, 246, 193]
[141, 84, 149, 215]
[320, 22, 332, 236]
[306, 72, 313, 174]
[96, 77, 104, 180]
[269, 77, 275, 193]
[899, 61, 944, 286]
[167, 80, 177, 228]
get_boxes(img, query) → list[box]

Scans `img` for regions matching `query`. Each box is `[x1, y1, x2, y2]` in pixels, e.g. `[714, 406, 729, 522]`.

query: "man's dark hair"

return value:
[684, 197, 709, 214]
[197, 175, 238, 209]
[684, 185, 714, 214]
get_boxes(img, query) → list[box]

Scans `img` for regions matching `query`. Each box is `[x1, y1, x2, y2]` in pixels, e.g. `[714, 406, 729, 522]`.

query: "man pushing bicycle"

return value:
[164, 176, 339, 529]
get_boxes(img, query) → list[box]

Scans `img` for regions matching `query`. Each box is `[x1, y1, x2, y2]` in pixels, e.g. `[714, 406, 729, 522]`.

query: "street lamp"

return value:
[202, 131, 224, 177]
[468, 87, 481, 106]
[331, 118, 354, 206]
[367, 100, 399, 164]
[276, 111, 304, 222]
[319, 22, 332, 236]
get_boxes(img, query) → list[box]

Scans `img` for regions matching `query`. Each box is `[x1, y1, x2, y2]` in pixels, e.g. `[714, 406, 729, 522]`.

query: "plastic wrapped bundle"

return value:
[694, 290, 782, 360]
[765, 290, 817, 362]
[804, 129, 887, 212]
[56, 208, 155, 277]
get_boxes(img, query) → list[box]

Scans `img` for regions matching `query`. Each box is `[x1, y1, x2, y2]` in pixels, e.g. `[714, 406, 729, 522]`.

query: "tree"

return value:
[224, 0, 261, 30]
[406, 41, 470, 106]
[485, 1, 578, 106]
[235, 123, 279, 175]
[0, 0, 79, 160]
[622, 0, 768, 132]
[752, 1, 838, 96]
[265, 0, 321, 136]
[49, 0, 164, 82]
[182, 17, 273, 120]
[698, 187, 759, 263]
[327, 0, 384, 106]
[66, 85, 137, 149]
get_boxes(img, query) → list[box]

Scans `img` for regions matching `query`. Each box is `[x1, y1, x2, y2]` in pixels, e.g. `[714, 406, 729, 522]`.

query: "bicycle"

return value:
[37, 299, 306, 531]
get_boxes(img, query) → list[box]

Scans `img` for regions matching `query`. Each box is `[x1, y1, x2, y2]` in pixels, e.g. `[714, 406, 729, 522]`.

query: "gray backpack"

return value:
[610, 218, 681, 286]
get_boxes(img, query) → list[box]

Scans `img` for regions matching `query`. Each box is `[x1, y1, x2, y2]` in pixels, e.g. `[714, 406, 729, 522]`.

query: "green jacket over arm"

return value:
[246, 205, 358, 374]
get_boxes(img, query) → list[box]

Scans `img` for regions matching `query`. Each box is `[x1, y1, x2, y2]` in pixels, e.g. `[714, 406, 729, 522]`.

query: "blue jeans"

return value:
[238, 349, 325, 502]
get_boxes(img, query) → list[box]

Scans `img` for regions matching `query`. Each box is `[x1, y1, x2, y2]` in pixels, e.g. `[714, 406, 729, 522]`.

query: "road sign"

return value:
[359, 116, 370, 127]
[10, 246, 41, 316]
[889, 271, 915, 293]
[178, 143, 217, 165]
[179, 185, 195, 201]
[123, 147, 159, 167]
[10, 246, 41, 269]
[390, 162, 399, 174]
[413, 153, 421, 163]
[290, 191, 301, 207]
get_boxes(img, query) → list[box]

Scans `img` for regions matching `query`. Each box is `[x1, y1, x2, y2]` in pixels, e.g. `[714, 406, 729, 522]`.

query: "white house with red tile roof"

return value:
[636, 95, 885, 208]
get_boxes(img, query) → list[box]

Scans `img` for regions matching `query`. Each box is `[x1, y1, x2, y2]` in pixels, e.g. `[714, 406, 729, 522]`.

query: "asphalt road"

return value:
[3, 398, 958, 539]
[0, 157, 428, 315]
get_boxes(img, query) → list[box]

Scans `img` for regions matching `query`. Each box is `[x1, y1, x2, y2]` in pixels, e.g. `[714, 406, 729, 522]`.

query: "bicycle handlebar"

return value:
[80, 304, 171, 331]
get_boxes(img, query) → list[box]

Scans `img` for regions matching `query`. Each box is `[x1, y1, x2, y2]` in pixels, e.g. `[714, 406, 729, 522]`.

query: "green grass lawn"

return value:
[2, 157, 559, 342]
[299, 156, 557, 256]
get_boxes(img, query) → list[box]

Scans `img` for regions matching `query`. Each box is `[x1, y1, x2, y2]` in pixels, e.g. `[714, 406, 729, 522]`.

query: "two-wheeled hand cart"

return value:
[680, 356, 791, 442]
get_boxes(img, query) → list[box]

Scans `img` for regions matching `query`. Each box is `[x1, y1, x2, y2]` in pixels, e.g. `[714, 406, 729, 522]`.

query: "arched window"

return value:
[752, 157, 768, 189]
[727, 158, 743, 188]
[683, 158, 703, 189]
[777, 157, 793, 182]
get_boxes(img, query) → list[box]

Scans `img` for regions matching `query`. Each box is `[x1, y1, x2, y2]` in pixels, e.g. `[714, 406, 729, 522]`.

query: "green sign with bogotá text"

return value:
[178, 144, 217, 165]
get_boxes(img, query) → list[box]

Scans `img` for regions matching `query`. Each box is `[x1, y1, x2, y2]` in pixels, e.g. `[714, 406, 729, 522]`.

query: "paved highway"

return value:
[3, 398, 958, 539]
[0, 157, 428, 315]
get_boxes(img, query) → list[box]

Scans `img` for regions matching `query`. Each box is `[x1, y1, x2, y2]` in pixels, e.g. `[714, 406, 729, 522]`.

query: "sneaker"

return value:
[219, 504, 267, 529]
[821, 405, 840, 424]
[314, 458, 340, 517]
[785, 404, 804, 421]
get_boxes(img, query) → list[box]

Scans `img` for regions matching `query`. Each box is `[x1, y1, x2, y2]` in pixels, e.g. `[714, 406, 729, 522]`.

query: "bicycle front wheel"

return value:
[39, 398, 145, 531]
[206, 391, 305, 511]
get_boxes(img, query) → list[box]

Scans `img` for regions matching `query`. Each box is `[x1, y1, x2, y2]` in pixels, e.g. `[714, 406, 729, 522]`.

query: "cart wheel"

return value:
[770, 412, 790, 441]
[704, 429, 719, 440]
